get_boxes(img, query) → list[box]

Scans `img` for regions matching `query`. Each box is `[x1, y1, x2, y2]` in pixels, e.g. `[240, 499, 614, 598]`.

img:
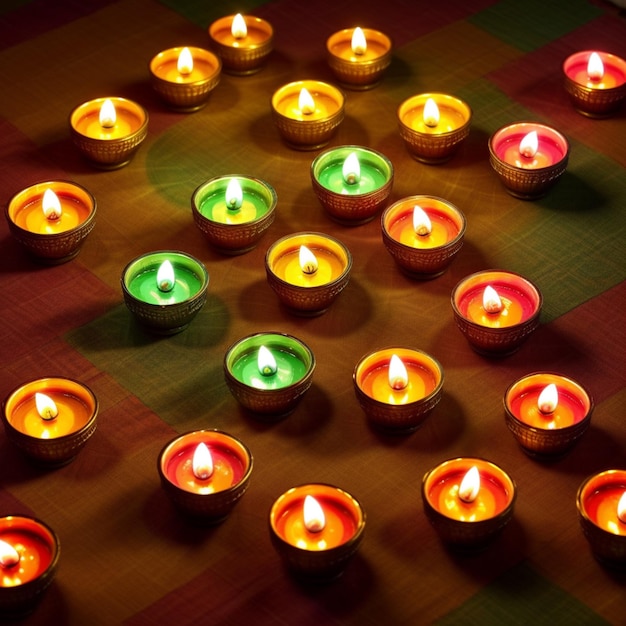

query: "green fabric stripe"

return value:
[468, 0, 604, 52]
[456, 79, 626, 322]
[435, 562, 611, 626]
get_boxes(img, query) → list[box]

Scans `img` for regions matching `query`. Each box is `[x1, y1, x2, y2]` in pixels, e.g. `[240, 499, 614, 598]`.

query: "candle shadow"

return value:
[234, 382, 333, 436]
[141, 487, 224, 543]
[535, 171, 607, 213]
[234, 276, 373, 336]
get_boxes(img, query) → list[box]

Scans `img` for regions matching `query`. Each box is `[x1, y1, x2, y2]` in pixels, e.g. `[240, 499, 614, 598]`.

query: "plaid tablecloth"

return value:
[0, 1, 624, 624]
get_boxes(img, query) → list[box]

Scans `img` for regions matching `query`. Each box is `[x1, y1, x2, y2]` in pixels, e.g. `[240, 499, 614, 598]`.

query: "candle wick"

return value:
[40, 407, 58, 421]
[302, 263, 317, 275]
[390, 377, 407, 391]
[260, 365, 277, 376]
[538, 404, 555, 415]
[158, 280, 174, 293]
[46, 211, 61, 221]
[345, 173, 360, 185]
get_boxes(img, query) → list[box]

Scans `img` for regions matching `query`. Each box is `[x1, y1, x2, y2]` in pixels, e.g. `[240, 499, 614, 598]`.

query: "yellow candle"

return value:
[271, 246, 344, 286]
[71, 97, 146, 140]
[11, 189, 91, 234]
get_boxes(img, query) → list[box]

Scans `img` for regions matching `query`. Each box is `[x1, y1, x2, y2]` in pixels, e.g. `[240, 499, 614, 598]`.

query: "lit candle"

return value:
[271, 80, 345, 150]
[208, 13, 273, 74]
[191, 175, 277, 255]
[353, 347, 443, 432]
[269, 484, 366, 579]
[398, 93, 472, 163]
[563, 50, 626, 117]
[149, 46, 221, 112]
[451, 270, 542, 355]
[224, 332, 315, 416]
[6, 181, 97, 264]
[0, 515, 59, 614]
[577, 469, 626, 566]
[504, 372, 593, 457]
[70, 96, 148, 169]
[265, 232, 352, 314]
[158, 430, 253, 520]
[2, 377, 98, 466]
[121, 250, 209, 334]
[422, 458, 516, 546]
[311, 145, 394, 224]
[489, 122, 569, 199]
[326, 26, 392, 89]
[382, 195, 466, 279]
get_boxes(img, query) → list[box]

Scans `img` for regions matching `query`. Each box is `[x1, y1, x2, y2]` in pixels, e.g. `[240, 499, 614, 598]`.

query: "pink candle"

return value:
[564, 51, 626, 90]
[491, 123, 568, 169]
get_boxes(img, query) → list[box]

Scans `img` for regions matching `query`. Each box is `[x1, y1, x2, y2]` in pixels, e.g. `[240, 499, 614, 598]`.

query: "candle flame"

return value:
[538, 383, 558, 414]
[231, 13, 247, 39]
[225, 178, 243, 210]
[388, 354, 408, 391]
[519, 131, 538, 159]
[156, 260, 175, 293]
[413, 205, 432, 236]
[99, 98, 116, 129]
[458, 466, 480, 503]
[303, 495, 326, 532]
[587, 52, 604, 81]
[351, 26, 367, 55]
[618, 491, 626, 524]
[0, 539, 20, 569]
[35, 392, 58, 421]
[258, 345, 278, 377]
[177, 46, 194, 75]
[342, 151, 361, 185]
[192, 442, 213, 480]
[482, 285, 503, 314]
[423, 97, 440, 128]
[42, 188, 62, 221]
[298, 88, 316, 116]
[299, 245, 319, 275]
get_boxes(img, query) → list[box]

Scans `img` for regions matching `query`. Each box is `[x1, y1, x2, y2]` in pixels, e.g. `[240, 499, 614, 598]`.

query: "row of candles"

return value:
[2, 12, 626, 615]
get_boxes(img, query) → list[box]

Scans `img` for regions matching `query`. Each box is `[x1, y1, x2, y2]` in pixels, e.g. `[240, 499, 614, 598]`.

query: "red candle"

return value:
[505, 372, 592, 429]
[454, 271, 539, 329]
[577, 470, 626, 565]
[160, 431, 248, 495]
[0, 515, 59, 614]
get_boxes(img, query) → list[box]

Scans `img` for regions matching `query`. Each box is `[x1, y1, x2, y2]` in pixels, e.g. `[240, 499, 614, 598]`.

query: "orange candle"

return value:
[149, 46, 221, 112]
[326, 27, 392, 89]
[208, 14, 273, 74]
[422, 458, 516, 546]
[423, 458, 514, 521]
[269, 483, 366, 579]
[3, 377, 97, 439]
[8, 184, 91, 234]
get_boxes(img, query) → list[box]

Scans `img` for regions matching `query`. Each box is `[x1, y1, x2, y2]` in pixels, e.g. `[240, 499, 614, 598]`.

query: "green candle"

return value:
[124, 252, 205, 305]
[315, 147, 389, 195]
[230, 347, 308, 390]
[196, 176, 273, 224]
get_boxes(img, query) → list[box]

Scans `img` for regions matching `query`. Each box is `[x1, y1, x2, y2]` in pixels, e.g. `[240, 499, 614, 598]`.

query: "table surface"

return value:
[1, 0, 625, 624]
